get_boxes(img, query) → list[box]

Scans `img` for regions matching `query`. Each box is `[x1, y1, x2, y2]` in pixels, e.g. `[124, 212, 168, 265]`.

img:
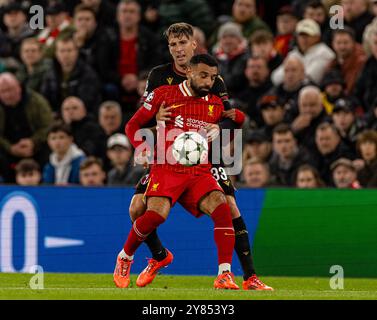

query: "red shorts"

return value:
[145, 167, 223, 217]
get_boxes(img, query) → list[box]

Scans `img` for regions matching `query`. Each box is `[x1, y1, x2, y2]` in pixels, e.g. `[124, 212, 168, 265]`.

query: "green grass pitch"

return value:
[0, 273, 377, 300]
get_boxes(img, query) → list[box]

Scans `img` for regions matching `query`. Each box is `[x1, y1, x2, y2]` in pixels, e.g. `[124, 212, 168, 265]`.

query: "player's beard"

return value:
[190, 80, 210, 97]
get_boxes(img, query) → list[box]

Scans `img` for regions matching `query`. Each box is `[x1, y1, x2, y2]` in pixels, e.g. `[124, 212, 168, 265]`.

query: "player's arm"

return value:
[140, 67, 162, 104]
[222, 108, 246, 129]
[125, 90, 164, 149]
[212, 75, 242, 130]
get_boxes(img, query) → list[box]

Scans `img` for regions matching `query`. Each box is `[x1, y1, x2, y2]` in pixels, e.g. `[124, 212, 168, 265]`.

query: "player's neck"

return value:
[185, 80, 198, 97]
[173, 62, 188, 76]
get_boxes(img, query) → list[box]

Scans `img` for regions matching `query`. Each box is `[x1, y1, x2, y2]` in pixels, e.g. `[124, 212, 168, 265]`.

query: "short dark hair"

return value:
[80, 156, 103, 171]
[74, 4, 97, 19]
[356, 130, 377, 154]
[189, 54, 218, 68]
[332, 27, 356, 41]
[273, 123, 294, 136]
[15, 159, 40, 174]
[250, 29, 274, 45]
[47, 121, 72, 137]
[305, 0, 326, 11]
[164, 22, 194, 40]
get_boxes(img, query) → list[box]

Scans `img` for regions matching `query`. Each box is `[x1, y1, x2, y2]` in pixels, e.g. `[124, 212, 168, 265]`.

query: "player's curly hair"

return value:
[164, 22, 194, 40]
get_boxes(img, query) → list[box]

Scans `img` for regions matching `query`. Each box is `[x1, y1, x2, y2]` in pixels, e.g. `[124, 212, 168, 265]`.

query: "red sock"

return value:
[210, 203, 235, 265]
[123, 210, 165, 256]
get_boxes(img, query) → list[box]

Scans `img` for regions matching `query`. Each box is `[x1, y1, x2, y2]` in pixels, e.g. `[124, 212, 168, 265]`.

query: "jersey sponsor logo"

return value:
[166, 77, 174, 85]
[143, 102, 152, 110]
[170, 103, 185, 109]
[175, 115, 184, 128]
[146, 92, 154, 102]
[208, 105, 215, 116]
[186, 118, 209, 129]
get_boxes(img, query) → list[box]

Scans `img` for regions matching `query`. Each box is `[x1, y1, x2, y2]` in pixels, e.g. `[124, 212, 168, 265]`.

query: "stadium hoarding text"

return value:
[0, 187, 376, 277]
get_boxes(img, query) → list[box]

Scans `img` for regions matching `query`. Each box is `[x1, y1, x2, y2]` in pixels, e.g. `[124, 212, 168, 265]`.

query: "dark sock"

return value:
[144, 229, 167, 261]
[233, 216, 256, 280]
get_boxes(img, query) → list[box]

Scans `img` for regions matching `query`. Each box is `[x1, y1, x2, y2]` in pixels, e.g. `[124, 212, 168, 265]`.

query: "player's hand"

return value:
[205, 124, 220, 143]
[291, 113, 312, 132]
[156, 101, 172, 122]
[353, 159, 365, 171]
[222, 109, 236, 121]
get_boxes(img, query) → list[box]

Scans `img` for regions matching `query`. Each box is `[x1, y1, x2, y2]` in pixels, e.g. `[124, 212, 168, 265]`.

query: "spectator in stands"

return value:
[40, 34, 102, 115]
[193, 27, 208, 54]
[79, 156, 106, 186]
[269, 124, 312, 186]
[321, 70, 347, 115]
[116, 0, 162, 110]
[15, 158, 42, 186]
[16, 38, 52, 93]
[331, 158, 362, 188]
[80, 0, 116, 29]
[37, 1, 72, 55]
[341, 0, 374, 43]
[303, 0, 331, 44]
[71, 4, 118, 97]
[158, 0, 215, 39]
[242, 158, 271, 188]
[242, 130, 272, 164]
[106, 133, 144, 186]
[371, 0, 377, 16]
[257, 94, 287, 139]
[238, 55, 272, 125]
[354, 27, 377, 112]
[0, 2, 34, 59]
[313, 122, 356, 184]
[98, 101, 124, 138]
[249, 30, 283, 71]
[213, 22, 248, 96]
[295, 164, 325, 188]
[0, 73, 52, 181]
[291, 86, 328, 151]
[230, 0, 270, 39]
[331, 98, 366, 150]
[0, 149, 7, 183]
[43, 121, 86, 185]
[271, 56, 312, 120]
[364, 98, 377, 130]
[61, 96, 107, 160]
[356, 130, 377, 187]
[272, 19, 335, 85]
[274, 5, 298, 58]
[327, 27, 367, 95]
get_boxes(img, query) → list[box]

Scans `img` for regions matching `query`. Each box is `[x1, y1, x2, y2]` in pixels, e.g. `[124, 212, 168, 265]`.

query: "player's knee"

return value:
[199, 191, 227, 215]
[129, 196, 146, 222]
[226, 196, 241, 219]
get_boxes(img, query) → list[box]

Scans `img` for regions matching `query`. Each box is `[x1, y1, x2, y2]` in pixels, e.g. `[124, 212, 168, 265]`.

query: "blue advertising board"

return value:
[0, 186, 265, 275]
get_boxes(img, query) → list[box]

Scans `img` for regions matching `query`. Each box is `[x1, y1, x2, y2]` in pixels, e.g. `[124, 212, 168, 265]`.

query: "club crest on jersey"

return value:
[167, 77, 174, 85]
[208, 105, 215, 116]
[151, 183, 159, 191]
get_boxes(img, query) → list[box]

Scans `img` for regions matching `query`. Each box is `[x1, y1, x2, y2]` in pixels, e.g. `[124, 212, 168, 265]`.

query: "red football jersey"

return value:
[126, 80, 225, 174]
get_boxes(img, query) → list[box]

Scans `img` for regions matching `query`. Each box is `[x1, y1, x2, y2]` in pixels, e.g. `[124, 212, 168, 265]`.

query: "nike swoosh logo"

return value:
[170, 103, 185, 109]
[224, 233, 235, 236]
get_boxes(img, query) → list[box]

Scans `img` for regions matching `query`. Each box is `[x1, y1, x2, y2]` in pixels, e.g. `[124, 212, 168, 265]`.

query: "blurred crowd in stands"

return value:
[0, 0, 377, 189]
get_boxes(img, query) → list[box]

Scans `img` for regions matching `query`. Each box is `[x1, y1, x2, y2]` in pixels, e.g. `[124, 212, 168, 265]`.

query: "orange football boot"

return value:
[214, 272, 240, 290]
[242, 274, 274, 290]
[113, 256, 133, 288]
[136, 249, 174, 287]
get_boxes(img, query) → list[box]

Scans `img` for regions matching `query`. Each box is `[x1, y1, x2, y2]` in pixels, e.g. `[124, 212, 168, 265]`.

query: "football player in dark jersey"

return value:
[128, 22, 272, 290]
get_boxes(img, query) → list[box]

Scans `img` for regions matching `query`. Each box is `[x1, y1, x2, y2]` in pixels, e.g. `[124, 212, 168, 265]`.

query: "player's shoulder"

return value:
[149, 63, 173, 77]
[208, 93, 224, 106]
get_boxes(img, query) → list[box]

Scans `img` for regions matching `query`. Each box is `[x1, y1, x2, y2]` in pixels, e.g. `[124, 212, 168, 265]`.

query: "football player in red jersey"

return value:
[126, 23, 273, 291]
[114, 54, 239, 290]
